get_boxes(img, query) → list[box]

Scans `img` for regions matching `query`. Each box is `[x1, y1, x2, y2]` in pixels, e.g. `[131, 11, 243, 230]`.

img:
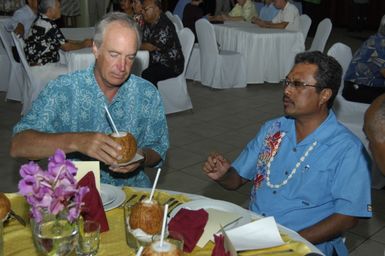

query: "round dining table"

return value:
[3, 186, 324, 256]
[213, 21, 305, 84]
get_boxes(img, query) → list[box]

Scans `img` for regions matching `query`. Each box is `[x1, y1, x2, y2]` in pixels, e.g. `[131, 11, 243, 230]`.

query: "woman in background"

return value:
[209, 0, 257, 22]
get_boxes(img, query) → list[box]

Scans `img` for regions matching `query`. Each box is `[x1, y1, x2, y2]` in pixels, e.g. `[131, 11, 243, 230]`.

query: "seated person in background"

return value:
[364, 93, 385, 175]
[203, 51, 372, 256]
[209, 0, 257, 22]
[119, 0, 135, 17]
[182, 0, 206, 40]
[10, 12, 169, 188]
[343, 15, 385, 104]
[132, 0, 145, 29]
[24, 0, 93, 66]
[140, 0, 184, 87]
[252, 0, 299, 31]
[259, 0, 279, 21]
[5, 0, 38, 38]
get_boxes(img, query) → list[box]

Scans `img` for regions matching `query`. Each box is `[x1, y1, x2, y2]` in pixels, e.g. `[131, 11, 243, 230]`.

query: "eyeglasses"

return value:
[282, 77, 319, 89]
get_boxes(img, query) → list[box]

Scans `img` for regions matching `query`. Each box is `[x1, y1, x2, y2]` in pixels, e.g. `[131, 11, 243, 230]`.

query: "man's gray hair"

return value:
[38, 0, 57, 14]
[370, 99, 385, 143]
[378, 14, 385, 36]
[93, 12, 142, 50]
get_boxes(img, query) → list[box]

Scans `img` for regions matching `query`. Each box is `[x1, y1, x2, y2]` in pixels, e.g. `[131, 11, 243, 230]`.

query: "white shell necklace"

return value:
[266, 134, 318, 189]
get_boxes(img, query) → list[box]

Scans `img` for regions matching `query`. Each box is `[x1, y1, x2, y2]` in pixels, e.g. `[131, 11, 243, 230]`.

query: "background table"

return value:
[214, 21, 305, 84]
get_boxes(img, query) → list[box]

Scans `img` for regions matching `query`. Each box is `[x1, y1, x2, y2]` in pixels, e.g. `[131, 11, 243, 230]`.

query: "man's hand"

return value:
[14, 23, 24, 37]
[109, 161, 141, 173]
[82, 38, 93, 48]
[74, 132, 122, 166]
[252, 17, 266, 27]
[141, 42, 160, 52]
[203, 152, 231, 181]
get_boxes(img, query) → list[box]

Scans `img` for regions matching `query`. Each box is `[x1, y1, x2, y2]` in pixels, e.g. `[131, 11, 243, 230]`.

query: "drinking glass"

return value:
[76, 220, 100, 256]
[32, 217, 78, 256]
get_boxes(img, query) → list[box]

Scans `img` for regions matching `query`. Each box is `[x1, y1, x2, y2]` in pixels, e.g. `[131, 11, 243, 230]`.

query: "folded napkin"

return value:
[212, 234, 230, 256]
[168, 208, 209, 252]
[78, 171, 109, 232]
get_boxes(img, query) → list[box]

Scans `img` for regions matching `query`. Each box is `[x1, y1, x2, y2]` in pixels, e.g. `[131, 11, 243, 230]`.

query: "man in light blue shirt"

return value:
[259, 0, 279, 21]
[203, 51, 372, 256]
[10, 12, 169, 188]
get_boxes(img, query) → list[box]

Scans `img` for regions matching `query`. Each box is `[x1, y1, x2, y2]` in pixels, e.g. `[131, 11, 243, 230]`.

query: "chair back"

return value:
[309, 18, 332, 52]
[11, 32, 34, 86]
[327, 42, 353, 94]
[299, 14, 311, 40]
[0, 25, 24, 101]
[177, 27, 195, 74]
[173, 14, 184, 31]
[0, 25, 14, 63]
[11, 32, 34, 114]
[165, 11, 173, 20]
[195, 19, 218, 81]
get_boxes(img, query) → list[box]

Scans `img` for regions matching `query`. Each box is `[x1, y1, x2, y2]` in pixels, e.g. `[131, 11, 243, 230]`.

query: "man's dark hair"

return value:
[294, 51, 342, 109]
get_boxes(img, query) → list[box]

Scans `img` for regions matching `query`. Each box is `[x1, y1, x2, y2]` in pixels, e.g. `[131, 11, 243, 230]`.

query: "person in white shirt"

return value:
[251, 0, 299, 31]
[5, 0, 38, 38]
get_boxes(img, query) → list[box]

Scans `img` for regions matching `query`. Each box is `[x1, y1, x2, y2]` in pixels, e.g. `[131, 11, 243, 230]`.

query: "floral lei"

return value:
[253, 121, 285, 191]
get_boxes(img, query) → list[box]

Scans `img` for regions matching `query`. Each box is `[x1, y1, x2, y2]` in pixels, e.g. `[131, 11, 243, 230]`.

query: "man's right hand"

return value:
[74, 132, 122, 166]
[202, 152, 231, 181]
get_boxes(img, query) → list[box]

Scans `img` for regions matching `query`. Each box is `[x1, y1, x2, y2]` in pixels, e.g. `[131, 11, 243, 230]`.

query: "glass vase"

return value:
[31, 212, 78, 256]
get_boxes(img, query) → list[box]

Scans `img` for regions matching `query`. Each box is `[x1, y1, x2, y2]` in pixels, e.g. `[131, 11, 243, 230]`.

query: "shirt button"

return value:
[273, 191, 277, 194]
[262, 213, 266, 216]
[293, 147, 297, 152]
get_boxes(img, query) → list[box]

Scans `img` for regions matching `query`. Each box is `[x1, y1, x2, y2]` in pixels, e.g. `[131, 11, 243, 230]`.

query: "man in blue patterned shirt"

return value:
[10, 12, 169, 188]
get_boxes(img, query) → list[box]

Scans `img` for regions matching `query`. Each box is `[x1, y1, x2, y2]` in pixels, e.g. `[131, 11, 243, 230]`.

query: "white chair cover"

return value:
[309, 18, 332, 52]
[0, 25, 23, 101]
[299, 14, 311, 41]
[158, 27, 194, 114]
[11, 32, 69, 114]
[328, 42, 385, 188]
[173, 14, 184, 31]
[195, 19, 246, 89]
[185, 43, 200, 81]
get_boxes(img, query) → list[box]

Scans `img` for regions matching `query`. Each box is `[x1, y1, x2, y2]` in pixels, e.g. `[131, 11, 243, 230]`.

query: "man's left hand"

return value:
[109, 161, 141, 173]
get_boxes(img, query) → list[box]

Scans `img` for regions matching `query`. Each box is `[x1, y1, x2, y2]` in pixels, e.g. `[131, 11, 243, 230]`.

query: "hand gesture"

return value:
[203, 152, 231, 181]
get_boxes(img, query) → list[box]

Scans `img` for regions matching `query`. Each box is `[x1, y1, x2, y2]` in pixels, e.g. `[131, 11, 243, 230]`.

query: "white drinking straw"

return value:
[149, 168, 161, 202]
[135, 246, 144, 256]
[160, 204, 169, 248]
[104, 104, 120, 136]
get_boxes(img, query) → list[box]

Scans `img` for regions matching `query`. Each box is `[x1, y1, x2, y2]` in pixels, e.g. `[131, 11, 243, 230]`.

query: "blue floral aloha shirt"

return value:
[13, 65, 169, 188]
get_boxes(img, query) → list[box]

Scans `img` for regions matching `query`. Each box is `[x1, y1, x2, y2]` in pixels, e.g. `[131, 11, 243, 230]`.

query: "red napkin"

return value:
[78, 171, 109, 232]
[212, 234, 231, 256]
[168, 208, 209, 252]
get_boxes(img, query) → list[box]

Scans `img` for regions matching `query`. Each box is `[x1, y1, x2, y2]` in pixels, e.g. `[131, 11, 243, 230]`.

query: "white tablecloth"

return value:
[59, 27, 149, 76]
[213, 21, 305, 84]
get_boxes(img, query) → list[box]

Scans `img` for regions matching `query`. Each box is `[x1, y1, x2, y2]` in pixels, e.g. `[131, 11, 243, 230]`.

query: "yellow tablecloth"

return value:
[4, 188, 311, 256]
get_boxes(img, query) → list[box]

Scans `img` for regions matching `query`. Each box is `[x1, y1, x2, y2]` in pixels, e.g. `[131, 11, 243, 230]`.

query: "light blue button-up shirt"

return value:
[233, 111, 372, 256]
[13, 65, 169, 188]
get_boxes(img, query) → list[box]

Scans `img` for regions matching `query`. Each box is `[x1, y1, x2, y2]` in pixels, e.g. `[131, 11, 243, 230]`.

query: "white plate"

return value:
[100, 183, 126, 211]
[116, 153, 144, 167]
[169, 199, 251, 230]
[100, 187, 116, 206]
